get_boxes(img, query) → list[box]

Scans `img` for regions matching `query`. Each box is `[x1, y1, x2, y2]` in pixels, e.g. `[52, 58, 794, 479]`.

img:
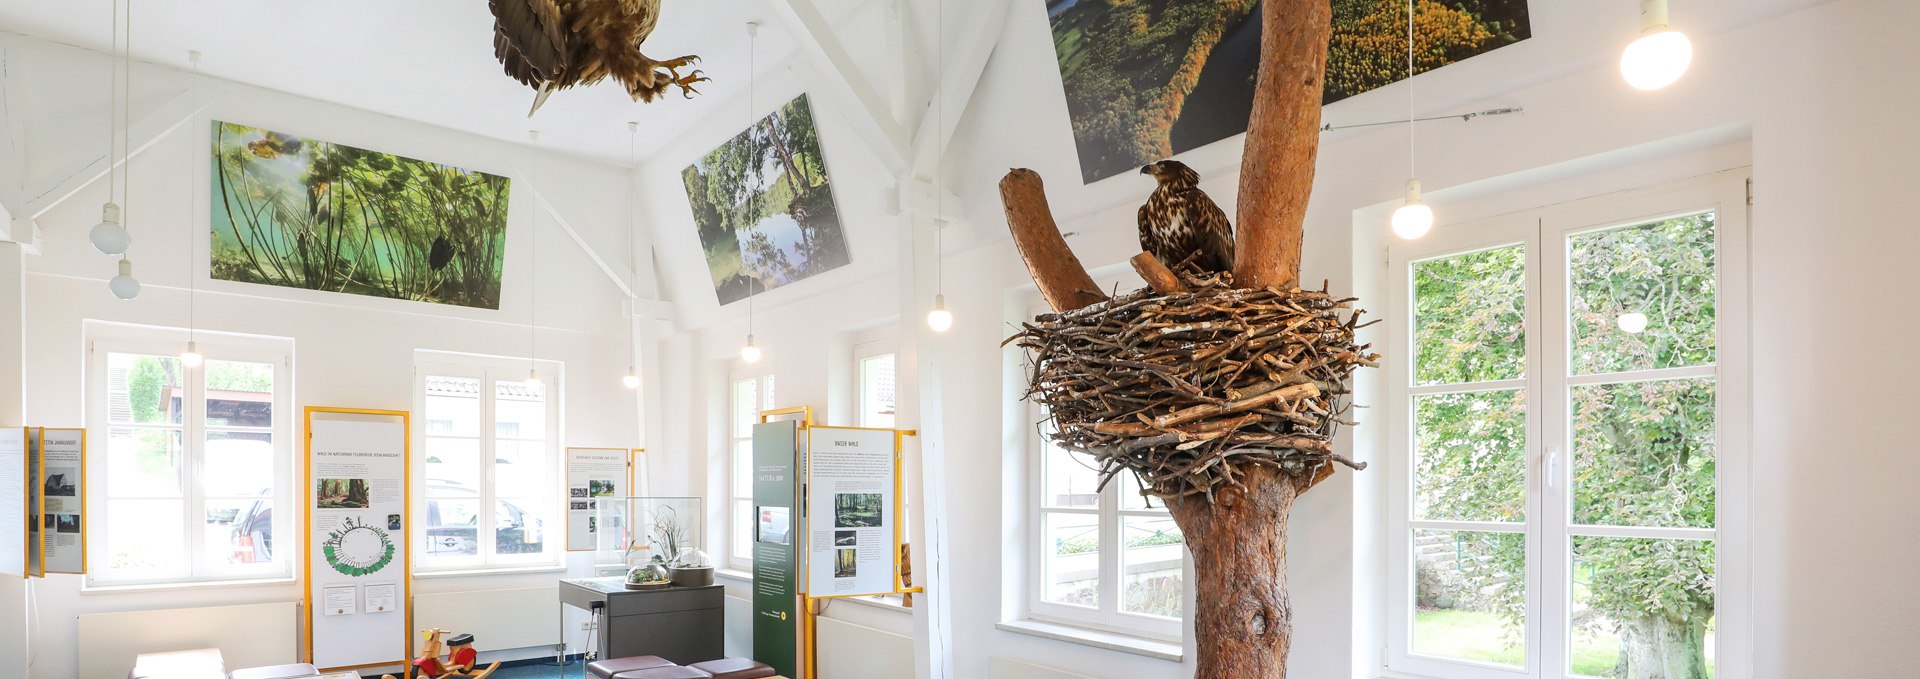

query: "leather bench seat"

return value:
[588, 655, 675, 679]
[612, 666, 711, 679]
[686, 658, 776, 679]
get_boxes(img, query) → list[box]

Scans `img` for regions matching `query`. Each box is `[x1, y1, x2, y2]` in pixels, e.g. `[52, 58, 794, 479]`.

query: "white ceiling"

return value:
[0, 0, 873, 166]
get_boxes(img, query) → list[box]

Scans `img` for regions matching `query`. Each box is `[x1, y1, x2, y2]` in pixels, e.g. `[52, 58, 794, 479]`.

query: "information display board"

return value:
[751, 420, 801, 678]
[565, 447, 632, 552]
[0, 427, 25, 577]
[305, 408, 411, 672]
[25, 428, 40, 577]
[38, 428, 85, 573]
[804, 427, 897, 598]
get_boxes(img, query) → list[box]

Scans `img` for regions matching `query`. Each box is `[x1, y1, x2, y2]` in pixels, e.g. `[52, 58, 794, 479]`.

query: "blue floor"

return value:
[490, 659, 589, 679]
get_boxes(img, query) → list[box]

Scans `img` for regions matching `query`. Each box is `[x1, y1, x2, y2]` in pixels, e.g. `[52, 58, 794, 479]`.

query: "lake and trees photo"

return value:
[212, 121, 512, 309]
[681, 94, 851, 305]
[1045, 0, 1532, 183]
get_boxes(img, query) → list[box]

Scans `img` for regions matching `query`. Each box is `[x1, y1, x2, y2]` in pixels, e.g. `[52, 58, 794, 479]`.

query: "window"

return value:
[87, 330, 293, 587]
[728, 373, 775, 570]
[856, 346, 897, 430]
[414, 355, 561, 572]
[1386, 177, 1748, 678]
[1029, 412, 1186, 640]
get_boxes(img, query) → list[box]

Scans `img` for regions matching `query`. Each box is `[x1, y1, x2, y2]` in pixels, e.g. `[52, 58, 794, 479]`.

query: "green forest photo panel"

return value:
[211, 121, 512, 309]
[1046, 0, 1532, 183]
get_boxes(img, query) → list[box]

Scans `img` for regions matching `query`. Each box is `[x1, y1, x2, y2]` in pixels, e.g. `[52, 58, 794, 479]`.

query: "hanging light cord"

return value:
[627, 120, 639, 379]
[935, 0, 945, 298]
[529, 130, 539, 377]
[120, 0, 132, 265]
[1406, 0, 1416, 180]
[744, 23, 757, 340]
[188, 52, 200, 343]
[107, 0, 118, 212]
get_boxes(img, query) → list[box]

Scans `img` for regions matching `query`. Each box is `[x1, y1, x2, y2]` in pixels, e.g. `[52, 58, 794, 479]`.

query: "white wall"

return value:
[643, 0, 1920, 677]
[4, 32, 658, 679]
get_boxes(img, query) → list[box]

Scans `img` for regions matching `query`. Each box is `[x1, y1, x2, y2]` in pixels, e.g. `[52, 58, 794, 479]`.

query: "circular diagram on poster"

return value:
[323, 516, 396, 577]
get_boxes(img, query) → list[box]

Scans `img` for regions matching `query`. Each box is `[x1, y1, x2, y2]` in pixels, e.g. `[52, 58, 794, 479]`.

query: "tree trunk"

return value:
[1000, 169, 1109, 312]
[1613, 606, 1710, 679]
[1232, 0, 1333, 290]
[1165, 465, 1301, 678]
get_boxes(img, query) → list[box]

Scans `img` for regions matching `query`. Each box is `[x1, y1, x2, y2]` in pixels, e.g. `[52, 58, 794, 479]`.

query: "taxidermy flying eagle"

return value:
[488, 0, 708, 116]
[1138, 160, 1235, 274]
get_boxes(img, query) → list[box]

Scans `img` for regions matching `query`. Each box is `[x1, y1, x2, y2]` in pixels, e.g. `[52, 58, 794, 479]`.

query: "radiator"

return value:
[77, 602, 299, 679]
[816, 616, 913, 679]
[412, 586, 560, 653]
[990, 657, 1101, 679]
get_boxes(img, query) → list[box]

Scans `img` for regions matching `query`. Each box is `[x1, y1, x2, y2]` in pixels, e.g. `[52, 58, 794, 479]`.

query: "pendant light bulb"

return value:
[181, 341, 204, 368]
[108, 259, 141, 300]
[622, 367, 640, 390]
[926, 294, 954, 333]
[1391, 179, 1434, 240]
[1616, 312, 1650, 334]
[1621, 0, 1692, 91]
[91, 203, 130, 255]
[740, 335, 762, 364]
[525, 368, 542, 388]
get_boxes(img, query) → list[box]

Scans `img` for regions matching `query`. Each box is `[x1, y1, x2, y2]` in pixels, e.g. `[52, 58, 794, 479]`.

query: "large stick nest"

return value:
[1010, 269, 1379, 502]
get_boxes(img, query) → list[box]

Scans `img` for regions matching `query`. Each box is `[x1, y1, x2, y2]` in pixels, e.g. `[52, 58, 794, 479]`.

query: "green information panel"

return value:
[751, 420, 801, 677]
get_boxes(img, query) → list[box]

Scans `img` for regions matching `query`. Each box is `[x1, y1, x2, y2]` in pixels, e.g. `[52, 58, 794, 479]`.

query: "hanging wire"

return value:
[120, 0, 132, 264]
[529, 129, 540, 379]
[188, 51, 200, 343]
[744, 23, 757, 339]
[627, 120, 639, 378]
[107, 0, 118, 210]
[1406, 0, 1416, 180]
[934, 0, 944, 298]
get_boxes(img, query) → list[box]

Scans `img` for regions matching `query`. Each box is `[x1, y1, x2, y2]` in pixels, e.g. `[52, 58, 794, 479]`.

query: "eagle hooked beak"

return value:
[1139, 164, 1156, 175]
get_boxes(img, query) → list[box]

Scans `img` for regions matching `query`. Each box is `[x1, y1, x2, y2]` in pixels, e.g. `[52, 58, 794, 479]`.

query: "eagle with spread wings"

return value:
[489, 0, 708, 116]
[1139, 160, 1235, 274]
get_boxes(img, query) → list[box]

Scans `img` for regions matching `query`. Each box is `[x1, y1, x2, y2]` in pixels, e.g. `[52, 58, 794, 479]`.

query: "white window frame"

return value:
[728, 372, 775, 572]
[1383, 173, 1752, 679]
[412, 353, 564, 574]
[85, 326, 295, 588]
[854, 340, 898, 430]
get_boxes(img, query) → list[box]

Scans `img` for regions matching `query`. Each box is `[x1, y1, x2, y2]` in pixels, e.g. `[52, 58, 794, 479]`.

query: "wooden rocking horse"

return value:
[381, 628, 500, 679]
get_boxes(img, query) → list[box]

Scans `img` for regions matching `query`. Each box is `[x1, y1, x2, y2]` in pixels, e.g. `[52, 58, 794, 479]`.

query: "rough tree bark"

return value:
[1233, 0, 1334, 290]
[1000, 169, 1108, 312]
[1615, 608, 1711, 679]
[1166, 464, 1299, 677]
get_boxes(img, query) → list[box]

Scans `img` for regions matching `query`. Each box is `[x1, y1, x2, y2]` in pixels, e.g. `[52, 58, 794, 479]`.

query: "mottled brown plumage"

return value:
[1138, 160, 1235, 273]
[489, 0, 707, 116]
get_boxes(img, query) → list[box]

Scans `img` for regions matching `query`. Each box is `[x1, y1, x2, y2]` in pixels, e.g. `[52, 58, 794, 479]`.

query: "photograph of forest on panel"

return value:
[681, 94, 850, 305]
[212, 121, 512, 309]
[1046, 0, 1532, 183]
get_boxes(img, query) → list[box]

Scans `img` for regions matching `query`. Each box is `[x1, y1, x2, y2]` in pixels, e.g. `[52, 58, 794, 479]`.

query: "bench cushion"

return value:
[588, 656, 676, 679]
[686, 658, 776, 679]
[612, 667, 712, 679]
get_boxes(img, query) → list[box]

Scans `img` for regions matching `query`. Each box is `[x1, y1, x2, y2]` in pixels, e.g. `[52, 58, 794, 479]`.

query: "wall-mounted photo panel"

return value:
[1045, 0, 1533, 183]
[212, 121, 513, 309]
[805, 427, 897, 598]
[681, 93, 850, 305]
[26, 428, 41, 577]
[304, 408, 411, 671]
[0, 428, 25, 577]
[565, 447, 632, 552]
[39, 429, 85, 574]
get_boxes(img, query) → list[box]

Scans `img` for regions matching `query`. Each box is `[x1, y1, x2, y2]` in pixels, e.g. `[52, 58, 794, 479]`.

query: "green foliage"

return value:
[125, 356, 173, 423]
[1414, 214, 1720, 677]
[211, 122, 510, 309]
[204, 360, 272, 393]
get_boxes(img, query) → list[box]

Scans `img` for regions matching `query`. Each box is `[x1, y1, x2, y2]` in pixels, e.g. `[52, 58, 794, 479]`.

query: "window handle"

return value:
[1546, 448, 1561, 491]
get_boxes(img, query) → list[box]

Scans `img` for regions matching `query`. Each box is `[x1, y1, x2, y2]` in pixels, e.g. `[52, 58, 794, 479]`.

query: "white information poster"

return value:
[38, 429, 85, 574]
[306, 411, 409, 671]
[25, 428, 41, 577]
[565, 447, 631, 552]
[805, 427, 896, 597]
[0, 428, 25, 577]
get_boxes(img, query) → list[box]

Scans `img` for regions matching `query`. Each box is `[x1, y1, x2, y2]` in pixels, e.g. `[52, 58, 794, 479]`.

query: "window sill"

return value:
[82, 575, 298, 595]
[833, 595, 911, 614]
[414, 564, 567, 579]
[995, 619, 1183, 662]
[715, 568, 753, 583]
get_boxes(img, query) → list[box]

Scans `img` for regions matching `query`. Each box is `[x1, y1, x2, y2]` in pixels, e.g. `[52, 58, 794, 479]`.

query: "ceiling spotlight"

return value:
[1616, 312, 1650, 334]
[181, 341, 204, 368]
[1621, 0, 1692, 91]
[108, 259, 141, 300]
[740, 335, 762, 364]
[926, 294, 954, 333]
[90, 203, 130, 255]
[1391, 179, 1434, 240]
[623, 367, 640, 390]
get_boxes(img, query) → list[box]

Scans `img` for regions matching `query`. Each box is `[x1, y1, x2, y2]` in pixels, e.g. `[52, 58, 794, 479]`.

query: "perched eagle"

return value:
[489, 0, 708, 116]
[1138, 160, 1235, 273]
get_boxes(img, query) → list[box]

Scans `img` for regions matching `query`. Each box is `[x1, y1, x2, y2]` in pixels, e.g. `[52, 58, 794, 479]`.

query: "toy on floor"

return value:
[380, 628, 499, 679]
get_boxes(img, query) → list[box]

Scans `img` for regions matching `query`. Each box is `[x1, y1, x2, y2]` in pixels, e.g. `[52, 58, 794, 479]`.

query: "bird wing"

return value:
[490, 0, 569, 84]
[1138, 200, 1155, 253]
[1185, 188, 1237, 272]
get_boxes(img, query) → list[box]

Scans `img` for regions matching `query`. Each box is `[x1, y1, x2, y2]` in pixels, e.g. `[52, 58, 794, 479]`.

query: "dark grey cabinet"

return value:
[559, 578, 725, 666]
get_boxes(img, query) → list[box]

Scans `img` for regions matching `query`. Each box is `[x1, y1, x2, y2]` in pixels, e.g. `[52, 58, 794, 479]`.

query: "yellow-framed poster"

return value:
[303, 407, 412, 674]
[564, 447, 634, 552]
[38, 428, 86, 574]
